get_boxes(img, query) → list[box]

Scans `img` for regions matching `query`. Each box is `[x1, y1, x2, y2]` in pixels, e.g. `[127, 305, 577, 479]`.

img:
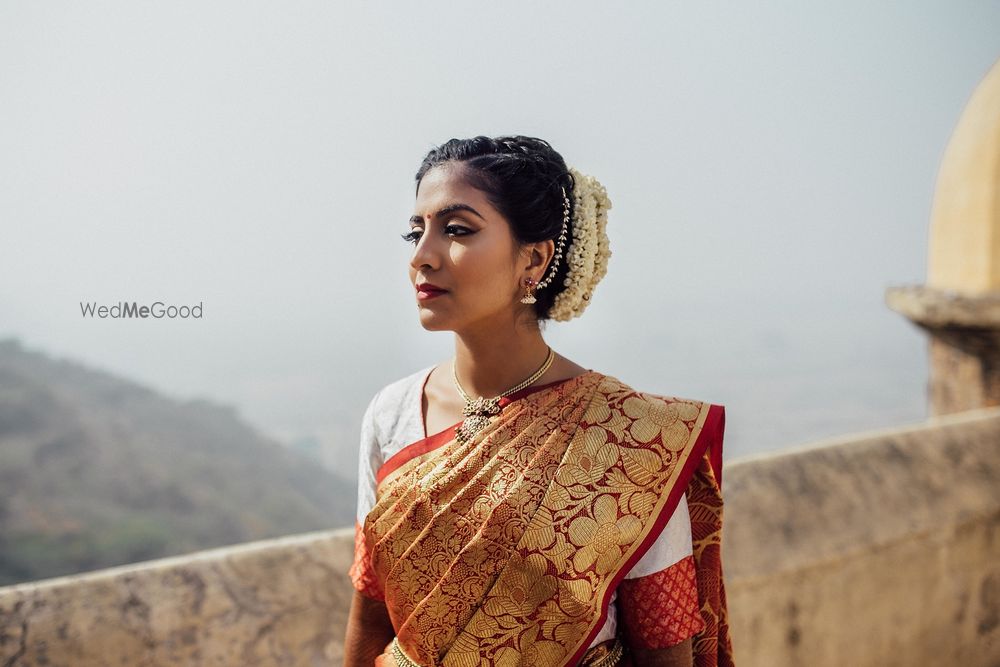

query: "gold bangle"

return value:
[391, 637, 422, 667]
[590, 639, 624, 667]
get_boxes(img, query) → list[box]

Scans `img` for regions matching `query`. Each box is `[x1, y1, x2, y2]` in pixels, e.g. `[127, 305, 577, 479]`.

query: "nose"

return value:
[409, 227, 441, 273]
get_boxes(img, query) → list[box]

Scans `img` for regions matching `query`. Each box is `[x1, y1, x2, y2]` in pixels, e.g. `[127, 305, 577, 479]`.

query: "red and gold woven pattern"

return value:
[617, 555, 704, 649]
[351, 371, 732, 667]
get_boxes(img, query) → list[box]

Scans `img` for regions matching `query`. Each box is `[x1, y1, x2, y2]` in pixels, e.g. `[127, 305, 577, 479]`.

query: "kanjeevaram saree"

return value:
[351, 370, 733, 666]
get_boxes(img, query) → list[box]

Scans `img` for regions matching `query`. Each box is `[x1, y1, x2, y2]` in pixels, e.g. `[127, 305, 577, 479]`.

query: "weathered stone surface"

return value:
[887, 285, 1000, 414]
[0, 529, 355, 666]
[927, 332, 1000, 414]
[886, 285, 1000, 328]
[1, 409, 998, 666]
[724, 406, 1000, 666]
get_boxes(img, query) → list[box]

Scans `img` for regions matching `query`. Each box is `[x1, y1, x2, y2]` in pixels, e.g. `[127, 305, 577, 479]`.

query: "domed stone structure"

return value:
[928, 59, 1000, 293]
[887, 58, 1000, 414]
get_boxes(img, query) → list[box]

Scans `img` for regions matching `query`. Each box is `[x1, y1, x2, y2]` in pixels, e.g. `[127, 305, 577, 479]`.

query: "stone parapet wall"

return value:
[0, 529, 357, 665]
[724, 406, 1000, 665]
[2, 408, 998, 666]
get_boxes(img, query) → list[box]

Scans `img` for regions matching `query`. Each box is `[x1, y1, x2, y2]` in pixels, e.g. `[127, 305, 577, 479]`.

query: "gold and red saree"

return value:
[352, 370, 733, 666]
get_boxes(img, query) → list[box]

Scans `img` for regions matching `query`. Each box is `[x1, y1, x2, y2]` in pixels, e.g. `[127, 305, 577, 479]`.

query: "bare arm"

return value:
[627, 637, 694, 667]
[343, 590, 395, 667]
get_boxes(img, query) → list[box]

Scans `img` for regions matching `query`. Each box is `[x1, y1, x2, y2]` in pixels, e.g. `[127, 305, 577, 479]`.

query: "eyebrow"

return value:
[409, 203, 485, 225]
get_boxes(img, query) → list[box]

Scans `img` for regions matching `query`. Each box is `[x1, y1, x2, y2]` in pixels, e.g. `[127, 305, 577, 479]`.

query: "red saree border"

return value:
[376, 425, 457, 484]
[375, 372, 591, 485]
[709, 405, 725, 489]
[566, 402, 726, 667]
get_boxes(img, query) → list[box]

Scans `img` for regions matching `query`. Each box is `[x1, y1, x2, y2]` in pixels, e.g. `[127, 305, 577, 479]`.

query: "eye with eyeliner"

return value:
[400, 224, 473, 244]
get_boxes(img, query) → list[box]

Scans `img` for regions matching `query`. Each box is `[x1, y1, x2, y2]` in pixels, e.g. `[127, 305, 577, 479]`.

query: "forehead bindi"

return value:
[410, 202, 486, 226]
[414, 171, 490, 222]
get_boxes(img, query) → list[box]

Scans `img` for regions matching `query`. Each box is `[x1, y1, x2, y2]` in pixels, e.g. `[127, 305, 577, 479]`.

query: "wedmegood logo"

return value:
[79, 301, 204, 319]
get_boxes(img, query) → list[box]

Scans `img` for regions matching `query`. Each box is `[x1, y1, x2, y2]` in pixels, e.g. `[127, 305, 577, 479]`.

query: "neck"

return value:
[452, 315, 550, 398]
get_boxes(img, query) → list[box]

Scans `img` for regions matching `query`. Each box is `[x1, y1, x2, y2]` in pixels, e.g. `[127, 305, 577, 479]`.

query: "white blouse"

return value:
[355, 365, 694, 648]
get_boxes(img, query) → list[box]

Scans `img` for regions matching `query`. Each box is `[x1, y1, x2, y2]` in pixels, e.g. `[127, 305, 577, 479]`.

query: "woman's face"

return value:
[407, 164, 532, 334]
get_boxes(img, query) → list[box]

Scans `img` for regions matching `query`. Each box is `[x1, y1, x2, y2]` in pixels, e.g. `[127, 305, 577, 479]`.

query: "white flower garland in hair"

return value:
[548, 167, 612, 322]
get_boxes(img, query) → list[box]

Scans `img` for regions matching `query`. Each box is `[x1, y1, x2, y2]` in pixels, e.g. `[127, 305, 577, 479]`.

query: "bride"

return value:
[343, 135, 733, 667]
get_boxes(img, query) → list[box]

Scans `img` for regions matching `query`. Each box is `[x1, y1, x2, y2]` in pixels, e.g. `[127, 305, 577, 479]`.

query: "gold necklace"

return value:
[451, 346, 555, 445]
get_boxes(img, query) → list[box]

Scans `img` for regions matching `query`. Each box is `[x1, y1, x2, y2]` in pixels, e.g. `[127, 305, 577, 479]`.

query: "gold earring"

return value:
[519, 277, 537, 304]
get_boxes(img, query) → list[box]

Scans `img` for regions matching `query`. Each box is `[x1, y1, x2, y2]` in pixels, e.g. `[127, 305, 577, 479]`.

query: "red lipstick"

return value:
[416, 282, 448, 300]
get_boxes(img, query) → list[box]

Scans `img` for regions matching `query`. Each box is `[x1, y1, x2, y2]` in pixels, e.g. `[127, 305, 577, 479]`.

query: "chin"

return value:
[416, 309, 453, 332]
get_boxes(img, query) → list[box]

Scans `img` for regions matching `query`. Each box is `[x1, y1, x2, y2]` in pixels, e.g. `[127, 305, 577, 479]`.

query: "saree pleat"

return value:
[362, 371, 733, 666]
[370, 375, 595, 664]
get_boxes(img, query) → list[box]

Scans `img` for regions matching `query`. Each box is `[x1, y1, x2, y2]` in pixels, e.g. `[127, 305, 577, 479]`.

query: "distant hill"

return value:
[0, 338, 354, 586]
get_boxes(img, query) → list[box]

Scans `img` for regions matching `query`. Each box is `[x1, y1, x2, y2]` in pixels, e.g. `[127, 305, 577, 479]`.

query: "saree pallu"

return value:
[353, 370, 733, 667]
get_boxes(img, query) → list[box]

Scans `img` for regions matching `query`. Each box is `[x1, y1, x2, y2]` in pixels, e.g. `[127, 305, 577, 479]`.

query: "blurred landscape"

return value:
[0, 337, 353, 586]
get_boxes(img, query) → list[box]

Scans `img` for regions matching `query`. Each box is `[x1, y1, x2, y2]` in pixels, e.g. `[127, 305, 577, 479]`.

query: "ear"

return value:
[522, 239, 555, 276]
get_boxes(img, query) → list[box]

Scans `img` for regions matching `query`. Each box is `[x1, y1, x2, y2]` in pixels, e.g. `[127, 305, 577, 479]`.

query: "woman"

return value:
[344, 136, 733, 667]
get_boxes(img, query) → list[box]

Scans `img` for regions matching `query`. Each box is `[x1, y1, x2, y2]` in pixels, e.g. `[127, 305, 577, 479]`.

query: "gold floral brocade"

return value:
[364, 371, 730, 666]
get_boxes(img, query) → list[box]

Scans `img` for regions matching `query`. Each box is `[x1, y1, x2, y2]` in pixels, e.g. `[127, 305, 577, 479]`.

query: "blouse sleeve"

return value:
[615, 492, 705, 649]
[355, 389, 383, 527]
[349, 389, 385, 601]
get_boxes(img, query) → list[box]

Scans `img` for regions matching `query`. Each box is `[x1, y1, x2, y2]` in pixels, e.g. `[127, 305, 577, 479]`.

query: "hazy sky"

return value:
[2, 2, 998, 472]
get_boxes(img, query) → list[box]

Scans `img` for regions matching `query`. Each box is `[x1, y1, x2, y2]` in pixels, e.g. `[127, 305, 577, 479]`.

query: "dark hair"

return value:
[414, 135, 575, 322]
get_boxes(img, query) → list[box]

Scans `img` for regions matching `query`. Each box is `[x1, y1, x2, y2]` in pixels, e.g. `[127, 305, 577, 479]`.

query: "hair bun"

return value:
[548, 167, 612, 322]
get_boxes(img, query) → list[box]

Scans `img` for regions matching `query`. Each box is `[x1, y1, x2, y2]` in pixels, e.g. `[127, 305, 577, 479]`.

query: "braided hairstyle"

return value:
[414, 135, 576, 323]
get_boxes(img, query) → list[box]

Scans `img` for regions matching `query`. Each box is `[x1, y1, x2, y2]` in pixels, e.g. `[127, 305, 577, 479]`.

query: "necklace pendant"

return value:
[451, 349, 555, 446]
[456, 414, 491, 445]
[456, 397, 502, 445]
[463, 396, 502, 418]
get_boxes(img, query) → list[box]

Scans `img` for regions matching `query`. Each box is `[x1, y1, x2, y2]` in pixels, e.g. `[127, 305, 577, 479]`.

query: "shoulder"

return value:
[366, 365, 435, 413]
[589, 371, 723, 414]
[586, 372, 726, 479]
[362, 365, 435, 455]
